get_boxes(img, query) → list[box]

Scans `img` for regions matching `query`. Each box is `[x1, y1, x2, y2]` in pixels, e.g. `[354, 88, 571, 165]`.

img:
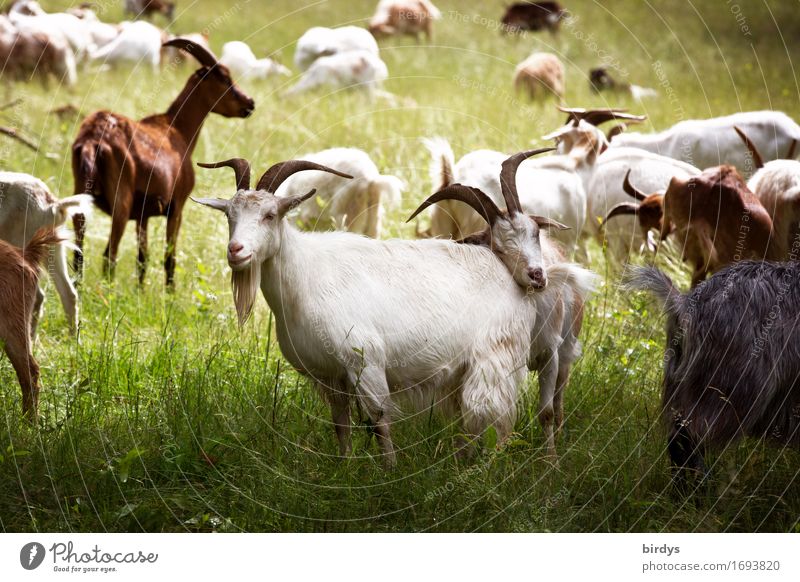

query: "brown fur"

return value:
[0, 17, 68, 85]
[71, 50, 254, 287]
[513, 52, 564, 102]
[0, 227, 62, 418]
[664, 165, 775, 286]
[369, 1, 435, 40]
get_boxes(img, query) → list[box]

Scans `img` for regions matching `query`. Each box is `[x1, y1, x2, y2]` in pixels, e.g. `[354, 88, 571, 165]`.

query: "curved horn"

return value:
[557, 106, 646, 127]
[162, 37, 219, 68]
[622, 169, 648, 201]
[733, 126, 764, 169]
[406, 184, 502, 227]
[198, 158, 251, 191]
[500, 148, 555, 215]
[256, 160, 353, 193]
[786, 139, 797, 160]
[601, 202, 640, 228]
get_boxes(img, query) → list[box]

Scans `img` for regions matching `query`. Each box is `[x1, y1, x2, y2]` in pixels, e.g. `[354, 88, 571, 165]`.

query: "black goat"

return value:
[626, 264, 800, 486]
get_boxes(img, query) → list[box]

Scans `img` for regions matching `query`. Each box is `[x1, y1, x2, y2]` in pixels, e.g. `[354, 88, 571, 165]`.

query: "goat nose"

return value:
[229, 241, 244, 255]
[528, 267, 544, 282]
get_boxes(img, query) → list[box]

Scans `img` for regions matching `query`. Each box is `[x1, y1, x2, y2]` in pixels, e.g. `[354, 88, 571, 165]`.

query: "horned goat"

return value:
[71, 38, 254, 288]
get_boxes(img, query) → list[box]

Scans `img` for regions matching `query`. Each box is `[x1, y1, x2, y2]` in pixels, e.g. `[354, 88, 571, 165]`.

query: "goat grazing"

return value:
[0, 172, 90, 334]
[0, 14, 76, 86]
[589, 67, 658, 101]
[273, 148, 404, 238]
[0, 227, 62, 418]
[195, 155, 564, 465]
[220, 41, 291, 80]
[626, 264, 800, 486]
[513, 52, 565, 102]
[409, 152, 597, 454]
[501, 2, 566, 33]
[368, 0, 441, 40]
[90, 20, 165, 69]
[294, 26, 379, 72]
[124, 0, 175, 21]
[71, 38, 255, 287]
[616, 165, 774, 286]
[284, 50, 388, 97]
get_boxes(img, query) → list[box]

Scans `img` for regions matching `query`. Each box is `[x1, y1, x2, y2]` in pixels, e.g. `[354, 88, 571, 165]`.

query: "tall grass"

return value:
[1, 0, 798, 532]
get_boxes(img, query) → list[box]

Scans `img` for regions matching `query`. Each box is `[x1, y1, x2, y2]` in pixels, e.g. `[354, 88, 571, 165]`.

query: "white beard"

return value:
[231, 260, 261, 326]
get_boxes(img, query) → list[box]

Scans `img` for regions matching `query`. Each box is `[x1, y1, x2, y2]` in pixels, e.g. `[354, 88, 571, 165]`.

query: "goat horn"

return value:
[601, 202, 640, 228]
[256, 160, 353, 193]
[198, 158, 252, 191]
[162, 37, 219, 68]
[557, 106, 646, 127]
[606, 123, 627, 140]
[406, 184, 503, 227]
[500, 148, 555, 215]
[786, 139, 797, 160]
[622, 169, 648, 201]
[733, 126, 764, 169]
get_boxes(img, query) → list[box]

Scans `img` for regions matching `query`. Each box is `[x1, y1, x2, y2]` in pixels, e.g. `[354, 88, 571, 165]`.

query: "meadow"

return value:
[1, 0, 799, 532]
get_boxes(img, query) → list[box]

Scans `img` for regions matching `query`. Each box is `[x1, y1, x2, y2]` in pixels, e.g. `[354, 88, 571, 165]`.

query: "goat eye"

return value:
[262, 212, 276, 222]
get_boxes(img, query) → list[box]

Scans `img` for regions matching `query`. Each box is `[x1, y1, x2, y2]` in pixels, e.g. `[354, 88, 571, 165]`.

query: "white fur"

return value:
[220, 41, 291, 80]
[284, 50, 388, 97]
[0, 14, 77, 86]
[423, 138, 587, 254]
[90, 20, 164, 69]
[294, 26, 379, 72]
[0, 171, 90, 333]
[747, 159, 800, 259]
[274, 148, 404, 238]
[610, 111, 800, 177]
[9, 1, 97, 62]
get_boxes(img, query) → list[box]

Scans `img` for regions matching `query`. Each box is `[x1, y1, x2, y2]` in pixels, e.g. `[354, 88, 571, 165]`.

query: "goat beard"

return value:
[231, 261, 261, 327]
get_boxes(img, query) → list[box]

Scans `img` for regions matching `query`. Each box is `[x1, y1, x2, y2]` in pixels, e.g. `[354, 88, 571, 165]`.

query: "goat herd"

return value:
[1, 0, 799, 487]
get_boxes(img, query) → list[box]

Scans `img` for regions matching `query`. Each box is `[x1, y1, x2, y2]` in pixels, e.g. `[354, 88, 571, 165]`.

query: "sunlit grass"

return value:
[0, 0, 798, 532]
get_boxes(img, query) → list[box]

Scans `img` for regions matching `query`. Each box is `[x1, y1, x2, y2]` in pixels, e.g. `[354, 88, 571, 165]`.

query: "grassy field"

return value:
[1, 0, 799, 532]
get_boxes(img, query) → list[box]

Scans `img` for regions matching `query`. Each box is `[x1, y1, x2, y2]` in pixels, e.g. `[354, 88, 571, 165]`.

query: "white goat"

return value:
[294, 26, 379, 72]
[0, 15, 77, 86]
[195, 156, 575, 465]
[609, 111, 800, 177]
[284, 50, 388, 97]
[409, 153, 598, 452]
[220, 41, 290, 80]
[9, 1, 97, 62]
[0, 172, 90, 334]
[274, 148, 403, 238]
[422, 138, 586, 254]
[368, 0, 442, 40]
[734, 126, 800, 259]
[90, 20, 165, 69]
[64, 5, 119, 48]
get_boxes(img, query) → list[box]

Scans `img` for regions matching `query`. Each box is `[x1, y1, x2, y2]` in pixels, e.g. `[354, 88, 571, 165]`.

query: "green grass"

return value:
[1, 0, 799, 532]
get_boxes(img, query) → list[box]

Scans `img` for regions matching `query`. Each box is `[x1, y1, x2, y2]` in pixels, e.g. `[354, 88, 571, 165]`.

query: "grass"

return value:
[1, 0, 799, 532]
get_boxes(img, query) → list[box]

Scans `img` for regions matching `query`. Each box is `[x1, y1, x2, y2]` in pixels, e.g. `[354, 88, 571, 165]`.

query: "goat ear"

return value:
[530, 215, 570, 230]
[277, 189, 316, 216]
[456, 228, 493, 248]
[192, 197, 230, 212]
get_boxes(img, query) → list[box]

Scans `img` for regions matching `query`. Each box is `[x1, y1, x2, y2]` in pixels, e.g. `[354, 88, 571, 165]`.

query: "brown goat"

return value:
[125, 0, 175, 20]
[0, 15, 76, 86]
[501, 2, 566, 33]
[71, 38, 254, 287]
[0, 227, 62, 418]
[513, 52, 564, 102]
[608, 166, 775, 286]
[369, 1, 437, 40]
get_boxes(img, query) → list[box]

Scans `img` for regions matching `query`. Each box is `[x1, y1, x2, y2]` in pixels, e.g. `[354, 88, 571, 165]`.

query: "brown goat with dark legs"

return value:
[71, 38, 254, 288]
[0, 227, 62, 419]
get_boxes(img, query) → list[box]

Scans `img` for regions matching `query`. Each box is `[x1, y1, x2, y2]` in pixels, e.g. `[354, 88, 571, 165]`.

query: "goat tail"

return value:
[51, 194, 94, 224]
[622, 265, 684, 320]
[22, 227, 64, 271]
[74, 141, 103, 198]
[422, 137, 455, 192]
